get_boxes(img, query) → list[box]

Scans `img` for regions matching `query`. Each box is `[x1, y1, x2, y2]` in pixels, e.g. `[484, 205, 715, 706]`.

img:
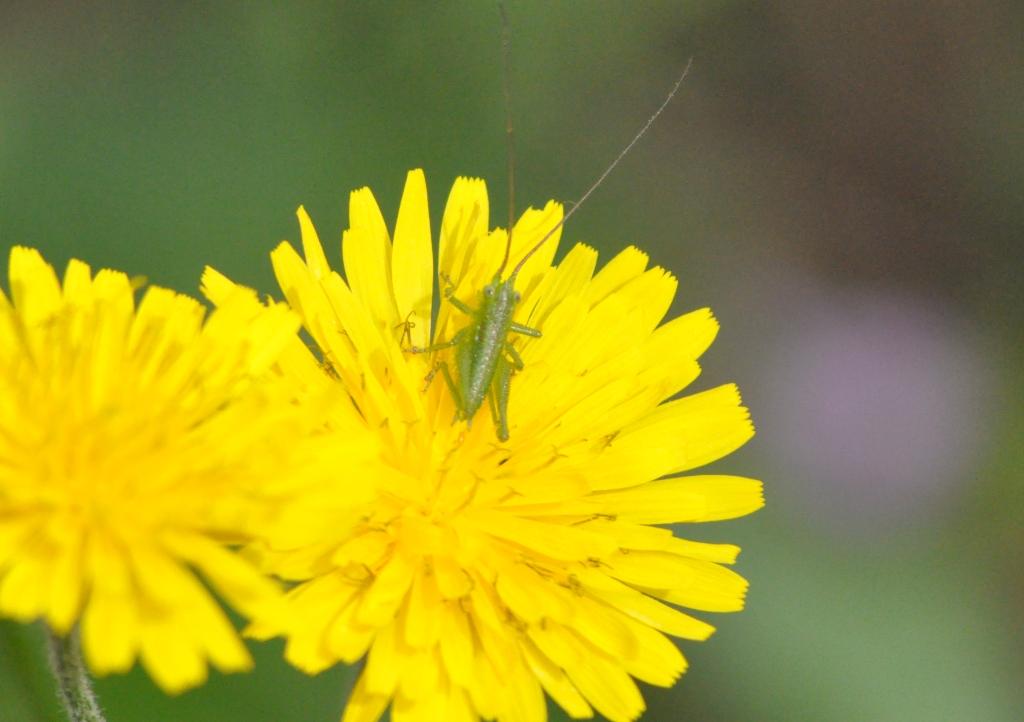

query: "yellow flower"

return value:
[235, 169, 763, 722]
[0, 246, 335, 693]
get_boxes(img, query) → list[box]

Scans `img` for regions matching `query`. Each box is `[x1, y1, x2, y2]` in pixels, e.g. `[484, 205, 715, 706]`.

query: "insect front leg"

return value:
[438, 272, 479, 317]
[407, 327, 467, 355]
[395, 312, 416, 348]
[445, 292, 477, 317]
[409, 327, 470, 404]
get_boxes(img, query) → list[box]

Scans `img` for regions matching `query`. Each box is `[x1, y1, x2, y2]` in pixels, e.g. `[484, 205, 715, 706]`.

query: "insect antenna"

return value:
[497, 1, 516, 277]
[508, 57, 694, 280]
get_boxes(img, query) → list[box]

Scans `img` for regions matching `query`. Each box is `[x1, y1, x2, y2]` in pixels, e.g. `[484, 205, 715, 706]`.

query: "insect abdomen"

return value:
[462, 281, 518, 420]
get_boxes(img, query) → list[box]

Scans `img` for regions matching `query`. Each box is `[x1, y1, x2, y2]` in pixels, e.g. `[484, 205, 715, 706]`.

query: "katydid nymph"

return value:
[408, 56, 693, 441]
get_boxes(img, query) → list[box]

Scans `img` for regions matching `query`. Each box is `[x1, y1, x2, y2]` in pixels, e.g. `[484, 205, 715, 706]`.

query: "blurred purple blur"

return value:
[764, 280, 994, 533]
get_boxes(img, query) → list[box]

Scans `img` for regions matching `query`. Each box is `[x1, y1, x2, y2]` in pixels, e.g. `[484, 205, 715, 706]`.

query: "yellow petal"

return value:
[391, 169, 433, 348]
[593, 475, 765, 524]
[438, 604, 475, 687]
[503, 652, 547, 722]
[0, 554, 48, 621]
[432, 555, 473, 600]
[62, 258, 93, 300]
[467, 510, 617, 561]
[438, 176, 489, 291]
[81, 591, 139, 675]
[615, 614, 687, 688]
[401, 566, 443, 648]
[46, 528, 87, 634]
[521, 636, 593, 719]
[584, 246, 649, 307]
[641, 558, 751, 613]
[139, 620, 207, 694]
[326, 597, 377, 664]
[518, 243, 597, 330]
[355, 552, 416, 627]
[495, 562, 572, 624]
[164, 532, 283, 621]
[0, 518, 37, 570]
[297, 205, 331, 280]
[507, 201, 563, 288]
[8, 246, 62, 325]
[553, 627, 645, 722]
[342, 672, 390, 722]
[574, 568, 715, 640]
[398, 647, 441, 700]
[349, 185, 390, 241]
[587, 384, 755, 490]
[363, 622, 403, 696]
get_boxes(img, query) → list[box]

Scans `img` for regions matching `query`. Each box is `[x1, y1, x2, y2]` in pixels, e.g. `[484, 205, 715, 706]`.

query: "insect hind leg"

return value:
[503, 342, 525, 371]
[427, 360, 467, 421]
[489, 354, 513, 441]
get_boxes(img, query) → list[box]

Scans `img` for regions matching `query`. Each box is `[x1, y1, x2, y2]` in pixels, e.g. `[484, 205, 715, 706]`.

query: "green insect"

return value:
[408, 245, 545, 441]
[409, 49, 692, 441]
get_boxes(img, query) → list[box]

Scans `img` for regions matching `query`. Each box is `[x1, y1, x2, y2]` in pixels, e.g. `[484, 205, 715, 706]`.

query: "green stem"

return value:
[44, 626, 108, 722]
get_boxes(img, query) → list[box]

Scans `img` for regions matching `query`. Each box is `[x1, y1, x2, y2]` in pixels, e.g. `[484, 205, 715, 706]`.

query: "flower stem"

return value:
[45, 626, 108, 722]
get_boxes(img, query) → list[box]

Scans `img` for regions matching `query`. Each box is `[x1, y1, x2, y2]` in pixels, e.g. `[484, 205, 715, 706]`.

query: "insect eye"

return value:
[484, 287, 494, 296]
[514, 291, 521, 301]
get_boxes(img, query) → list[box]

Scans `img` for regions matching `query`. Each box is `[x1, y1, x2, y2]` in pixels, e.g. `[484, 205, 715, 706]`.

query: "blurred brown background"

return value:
[1, 2, 1021, 720]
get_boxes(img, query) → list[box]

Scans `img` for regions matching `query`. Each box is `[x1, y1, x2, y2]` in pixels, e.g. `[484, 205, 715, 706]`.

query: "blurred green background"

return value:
[2, 2, 1022, 721]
